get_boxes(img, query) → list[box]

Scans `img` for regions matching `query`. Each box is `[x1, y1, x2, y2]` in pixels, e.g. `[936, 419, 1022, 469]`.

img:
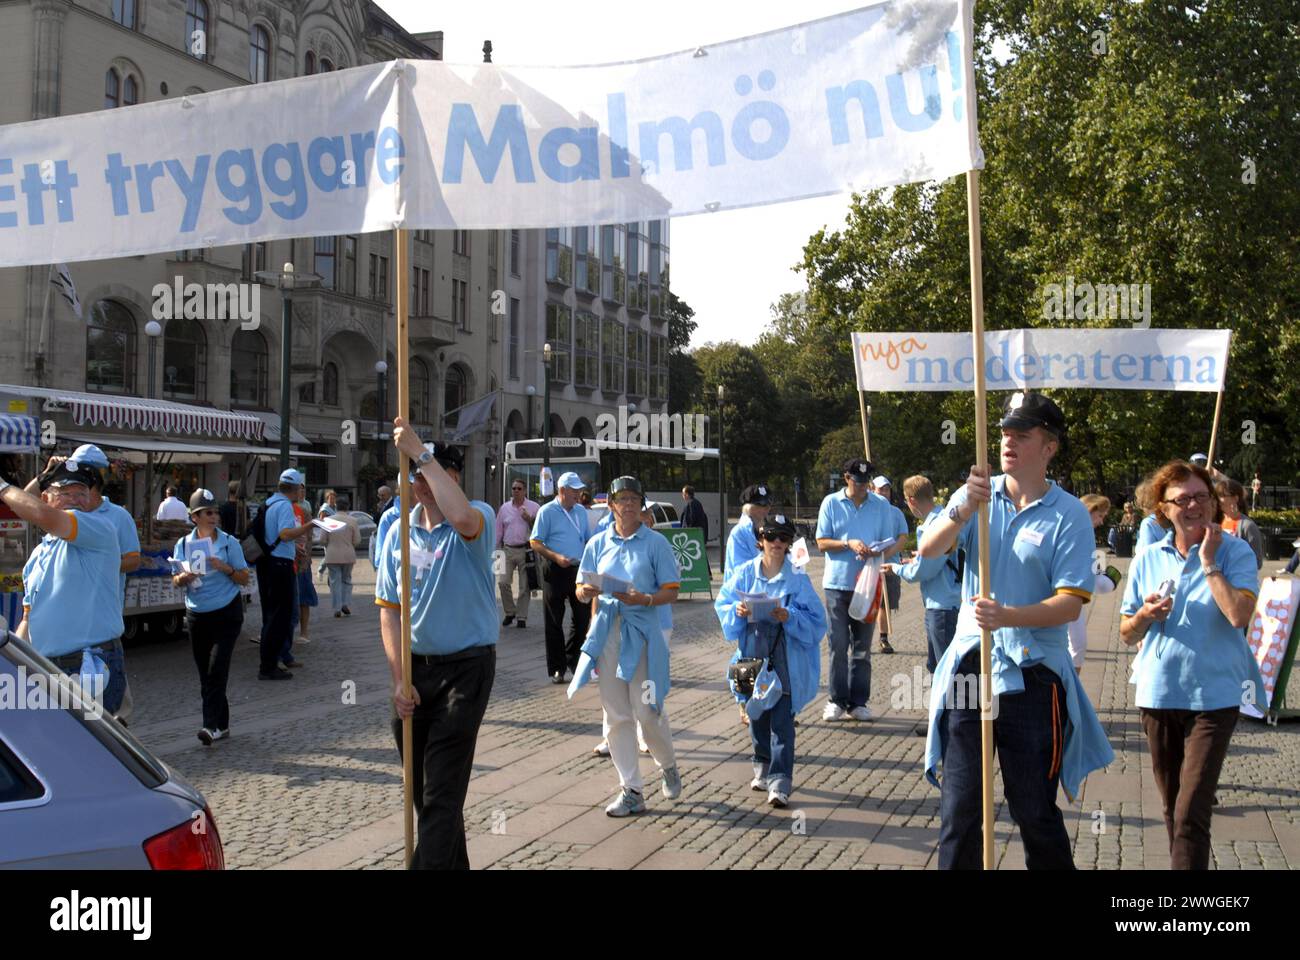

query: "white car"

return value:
[587, 499, 680, 531]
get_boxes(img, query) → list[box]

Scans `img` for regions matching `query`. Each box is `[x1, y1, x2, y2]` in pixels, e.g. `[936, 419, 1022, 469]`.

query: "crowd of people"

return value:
[0, 388, 1282, 872]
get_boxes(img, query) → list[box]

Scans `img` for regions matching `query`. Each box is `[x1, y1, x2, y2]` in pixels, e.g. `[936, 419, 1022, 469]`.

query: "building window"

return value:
[322, 362, 339, 406]
[339, 235, 357, 295]
[487, 231, 499, 290]
[86, 300, 136, 394]
[305, 51, 316, 75]
[627, 328, 649, 397]
[314, 236, 336, 290]
[444, 364, 468, 419]
[298, 381, 315, 404]
[453, 231, 469, 255]
[626, 222, 646, 311]
[369, 254, 389, 301]
[185, 0, 209, 60]
[123, 74, 139, 106]
[250, 25, 271, 84]
[104, 70, 120, 109]
[649, 219, 669, 318]
[162, 317, 207, 401]
[112, 0, 136, 29]
[414, 230, 433, 244]
[508, 297, 520, 380]
[510, 230, 520, 276]
[545, 303, 572, 384]
[451, 279, 467, 330]
[546, 228, 573, 285]
[242, 242, 267, 280]
[601, 318, 624, 394]
[601, 224, 625, 304]
[319, 57, 335, 72]
[411, 267, 430, 315]
[230, 329, 269, 407]
[574, 312, 599, 390]
[650, 333, 668, 402]
[411, 358, 430, 423]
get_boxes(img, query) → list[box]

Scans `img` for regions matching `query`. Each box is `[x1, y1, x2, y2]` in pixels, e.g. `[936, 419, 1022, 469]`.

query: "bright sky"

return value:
[378, 0, 860, 349]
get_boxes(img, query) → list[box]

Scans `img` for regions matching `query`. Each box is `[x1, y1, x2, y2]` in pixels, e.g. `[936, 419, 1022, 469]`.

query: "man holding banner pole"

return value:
[919, 392, 1114, 869]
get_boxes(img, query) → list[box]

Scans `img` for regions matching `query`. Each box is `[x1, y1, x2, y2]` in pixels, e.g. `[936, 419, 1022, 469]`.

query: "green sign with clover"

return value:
[665, 526, 712, 596]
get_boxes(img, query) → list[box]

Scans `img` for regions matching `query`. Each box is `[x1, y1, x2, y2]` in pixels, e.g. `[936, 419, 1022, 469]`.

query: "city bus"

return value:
[503, 439, 721, 542]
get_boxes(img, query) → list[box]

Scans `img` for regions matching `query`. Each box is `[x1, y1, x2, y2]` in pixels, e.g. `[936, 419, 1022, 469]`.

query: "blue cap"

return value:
[557, 471, 586, 490]
[70, 444, 110, 469]
[279, 468, 305, 486]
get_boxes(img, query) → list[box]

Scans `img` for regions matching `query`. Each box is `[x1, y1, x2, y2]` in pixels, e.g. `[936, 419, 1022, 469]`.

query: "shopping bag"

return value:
[848, 556, 883, 621]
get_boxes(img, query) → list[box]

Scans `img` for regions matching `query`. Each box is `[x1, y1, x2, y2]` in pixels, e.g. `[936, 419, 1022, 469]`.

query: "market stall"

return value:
[0, 413, 40, 631]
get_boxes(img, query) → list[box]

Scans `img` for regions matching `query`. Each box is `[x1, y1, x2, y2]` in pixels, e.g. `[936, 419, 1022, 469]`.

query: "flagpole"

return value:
[966, 168, 995, 870]
[858, 394, 871, 461]
[35, 264, 54, 385]
[394, 227, 415, 867]
[1207, 345, 1229, 472]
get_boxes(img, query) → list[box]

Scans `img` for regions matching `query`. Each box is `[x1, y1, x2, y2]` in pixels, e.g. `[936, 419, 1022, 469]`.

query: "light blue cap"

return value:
[71, 444, 110, 469]
[279, 468, 306, 486]
[557, 471, 586, 490]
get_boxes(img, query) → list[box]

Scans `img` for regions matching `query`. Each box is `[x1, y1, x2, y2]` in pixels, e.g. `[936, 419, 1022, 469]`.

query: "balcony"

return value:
[409, 313, 457, 346]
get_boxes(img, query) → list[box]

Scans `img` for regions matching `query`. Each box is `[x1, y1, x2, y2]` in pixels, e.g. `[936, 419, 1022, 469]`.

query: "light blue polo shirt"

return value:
[1135, 514, 1164, 555]
[98, 497, 140, 602]
[888, 503, 909, 540]
[725, 514, 760, 573]
[531, 498, 589, 562]
[579, 522, 681, 636]
[1122, 528, 1263, 711]
[263, 492, 299, 561]
[897, 505, 961, 610]
[375, 501, 498, 655]
[815, 489, 894, 591]
[23, 509, 125, 658]
[172, 529, 248, 614]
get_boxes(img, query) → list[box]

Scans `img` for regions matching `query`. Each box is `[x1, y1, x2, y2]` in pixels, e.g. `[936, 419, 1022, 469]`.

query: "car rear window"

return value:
[0, 739, 44, 804]
[0, 634, 167, 789]
[661, 505, 679, 523]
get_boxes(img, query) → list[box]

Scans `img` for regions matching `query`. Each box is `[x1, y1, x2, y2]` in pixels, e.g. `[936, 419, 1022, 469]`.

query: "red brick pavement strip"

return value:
[120, 552, 1300, 869]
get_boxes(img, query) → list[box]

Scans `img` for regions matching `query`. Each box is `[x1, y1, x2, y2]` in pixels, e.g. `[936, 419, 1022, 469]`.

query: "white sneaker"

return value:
[661, 766, 682, 800]
[822, 702, 848, 722]
[593, 739, 610, 757]
[750, 776, 769, 792]
[849, 705, 873, 721]
[604, 788, 646, 818]
[768, 787, 789, 808]
[210, 727, 229, 741]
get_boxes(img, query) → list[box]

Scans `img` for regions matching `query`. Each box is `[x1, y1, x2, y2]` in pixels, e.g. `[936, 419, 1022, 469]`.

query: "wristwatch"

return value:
[416, 449, 434, 466]
[1202, 562, 1222, 577]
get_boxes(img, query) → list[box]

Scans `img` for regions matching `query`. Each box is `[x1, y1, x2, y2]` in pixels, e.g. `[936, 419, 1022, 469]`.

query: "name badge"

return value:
[409, 546, 436, 574]
[1016, 527, 1045, 547]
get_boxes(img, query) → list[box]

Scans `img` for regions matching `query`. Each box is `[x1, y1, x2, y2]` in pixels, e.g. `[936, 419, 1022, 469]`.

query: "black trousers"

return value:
[256, 557, 296, 675]
[187, 595, 243, 731]
[541, 559, 590, 676]
[391, 645, 496, 870]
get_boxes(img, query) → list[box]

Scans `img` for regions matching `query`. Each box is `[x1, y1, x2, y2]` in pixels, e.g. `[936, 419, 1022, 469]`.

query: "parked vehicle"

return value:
[587, 499, 681, 531]
[0, 631, 225, 868]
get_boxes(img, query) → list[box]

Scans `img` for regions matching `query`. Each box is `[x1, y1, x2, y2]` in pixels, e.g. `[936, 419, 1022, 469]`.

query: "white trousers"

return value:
[597, 619, 675, 791]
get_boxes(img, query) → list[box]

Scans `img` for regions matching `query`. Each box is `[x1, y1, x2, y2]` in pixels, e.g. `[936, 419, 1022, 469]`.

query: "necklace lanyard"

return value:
[562, 504, 585, 539]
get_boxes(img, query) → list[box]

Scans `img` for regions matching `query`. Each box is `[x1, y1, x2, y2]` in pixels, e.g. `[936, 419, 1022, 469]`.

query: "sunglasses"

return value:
[763, 534, 793, 544]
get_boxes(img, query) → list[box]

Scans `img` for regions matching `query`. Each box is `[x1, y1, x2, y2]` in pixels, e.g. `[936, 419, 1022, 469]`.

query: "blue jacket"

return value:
[716, 556, 826, 713]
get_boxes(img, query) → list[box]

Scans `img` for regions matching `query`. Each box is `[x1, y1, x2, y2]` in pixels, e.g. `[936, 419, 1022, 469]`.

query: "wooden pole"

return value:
[858, 393, 871, 462]
[966, 169, 995, 870]
[1207, 384, 1225, 474]
[394, 227, 415, 867]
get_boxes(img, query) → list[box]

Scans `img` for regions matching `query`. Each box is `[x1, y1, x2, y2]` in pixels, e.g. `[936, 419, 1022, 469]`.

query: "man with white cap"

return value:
[872, 475, 910, 655]
[254, 468, 316, 680]
[530, 471, 592, 683]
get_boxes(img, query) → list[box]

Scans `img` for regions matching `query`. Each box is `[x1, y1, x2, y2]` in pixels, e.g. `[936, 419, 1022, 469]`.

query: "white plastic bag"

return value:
[848, 556, 882, 620]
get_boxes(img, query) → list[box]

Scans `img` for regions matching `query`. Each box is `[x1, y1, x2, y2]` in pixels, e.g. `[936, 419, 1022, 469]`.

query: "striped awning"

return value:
[0, 386, 264, 441]
[0, 414, 38, 453]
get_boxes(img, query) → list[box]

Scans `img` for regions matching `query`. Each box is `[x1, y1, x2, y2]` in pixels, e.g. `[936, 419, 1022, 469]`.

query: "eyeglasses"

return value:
[845, 476, 870, 485]
[1162, 492, 1212, 509]
[511, 486, 524, 492]
[764, 534, 793, 544]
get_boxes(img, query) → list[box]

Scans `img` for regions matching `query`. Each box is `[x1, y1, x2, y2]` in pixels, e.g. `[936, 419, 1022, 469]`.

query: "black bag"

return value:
[728, 658, 764, 698]
[241, 505, 272, 565]
[524, 549, 540, 591]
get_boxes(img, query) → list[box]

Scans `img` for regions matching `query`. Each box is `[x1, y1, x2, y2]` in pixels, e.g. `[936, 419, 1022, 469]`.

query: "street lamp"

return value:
[525, 385, 536, 436]
[255, 261, 321, 472]
[542, 342, 553, 495]
[717, 383, 726, 579]
[144, 320, 162, 399]
[375, 360, 388, 469]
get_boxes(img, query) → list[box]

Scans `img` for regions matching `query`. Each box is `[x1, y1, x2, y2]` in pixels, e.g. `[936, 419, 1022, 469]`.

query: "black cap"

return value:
[741, 482, 772, 506]
[841, 458, 874, 482]
[1000, 391, 1066, 438]
[38, 460, 101, 491]
[609, 475, 644, 502]
[758, 513, 796, 540]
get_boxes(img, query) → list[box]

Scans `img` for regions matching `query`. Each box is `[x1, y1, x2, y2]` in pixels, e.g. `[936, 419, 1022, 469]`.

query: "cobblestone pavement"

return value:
[119, 550, 1300, 869]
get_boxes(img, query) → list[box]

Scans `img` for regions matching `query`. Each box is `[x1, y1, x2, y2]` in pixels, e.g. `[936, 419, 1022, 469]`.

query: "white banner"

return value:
[852, 329, 1233, 392]
[0, 0, 979, 267]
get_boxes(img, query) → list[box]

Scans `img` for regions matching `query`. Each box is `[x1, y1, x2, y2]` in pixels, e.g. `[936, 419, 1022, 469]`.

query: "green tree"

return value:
[690, 342, 780, 495]
[666, 290, 701, 413]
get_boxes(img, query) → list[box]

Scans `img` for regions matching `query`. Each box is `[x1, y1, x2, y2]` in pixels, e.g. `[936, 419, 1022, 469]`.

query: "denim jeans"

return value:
[51, 641, 126, 715]
[326, 563, 354, 613]
[924, 607, 959, 674]
[825, 588, 875, 709]
[938, 650, 1074, 870]
[751, 693, 796, 794]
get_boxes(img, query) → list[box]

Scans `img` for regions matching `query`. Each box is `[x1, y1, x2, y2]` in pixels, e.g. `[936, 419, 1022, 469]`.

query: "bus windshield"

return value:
[506, 461, 600, 502]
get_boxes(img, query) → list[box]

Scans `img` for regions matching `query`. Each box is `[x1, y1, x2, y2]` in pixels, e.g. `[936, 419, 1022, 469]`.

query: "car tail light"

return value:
[143, 805, 225, 870]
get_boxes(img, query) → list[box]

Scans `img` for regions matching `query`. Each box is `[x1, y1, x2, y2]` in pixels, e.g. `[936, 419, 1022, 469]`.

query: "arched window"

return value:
[162, 318, 207, 401]
[229, 329, 268, 407]
[305, 51, 316, 75]
[250, 25, 271, 83]
[123, 74, 138, 106]
[86, 300, 136, 394]
[320, 57, 335, 72]
[105, 69, 120, 109]
[443, 364, 467, 420]
[185, 0, 209, 60]
[411, 358, 429, 423]
[322, 362, 339, 406]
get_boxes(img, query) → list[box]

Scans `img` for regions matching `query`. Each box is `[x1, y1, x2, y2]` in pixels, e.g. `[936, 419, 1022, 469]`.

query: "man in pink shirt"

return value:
[496, 480, 539, 628]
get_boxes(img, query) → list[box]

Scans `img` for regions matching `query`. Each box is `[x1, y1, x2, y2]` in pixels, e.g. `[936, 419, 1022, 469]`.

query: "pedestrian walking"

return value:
[1120, 459, 1262, 870]
[377, 424, 497, 870]
[872, 475, 909, 654]
[814, 458, 898, 722]
[571, 476, 682, 817]
[290, 498, 317, 651]
[173, 489, 250, 746]
[156, 486, 190, 522]
[530, 471, 592, 684]
[918, 392, 1113, 870]
[496, 479, 539, 629]
[219, 480, 248, 538]
[716, 513, 825, 807]
[1134, 478, 1165, 556]
[1215, 477, 1264, 570]
[680, 485, 709, 542]
[322, 508, 360, 618]
[1067, 495, 1122, 672]
[725, 483, 770, 574]
[254, 469, 315, 681]
[374, 484, 395, 524]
